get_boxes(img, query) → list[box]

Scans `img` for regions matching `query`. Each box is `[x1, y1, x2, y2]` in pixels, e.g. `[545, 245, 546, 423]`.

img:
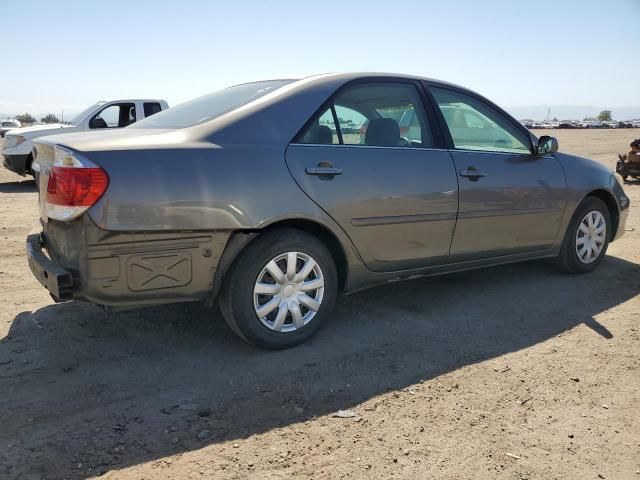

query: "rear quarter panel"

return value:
[87, 145, 330, 231]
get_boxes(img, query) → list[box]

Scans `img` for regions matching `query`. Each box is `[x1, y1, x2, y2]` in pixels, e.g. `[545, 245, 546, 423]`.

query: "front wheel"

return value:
[552, 196, 611, 274]
[219, 229, 338, 349]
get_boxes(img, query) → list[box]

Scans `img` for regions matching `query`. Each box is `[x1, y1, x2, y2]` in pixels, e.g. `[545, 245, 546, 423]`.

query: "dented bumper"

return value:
[26, 232, 75, 301]
[27, 216, 231, 309]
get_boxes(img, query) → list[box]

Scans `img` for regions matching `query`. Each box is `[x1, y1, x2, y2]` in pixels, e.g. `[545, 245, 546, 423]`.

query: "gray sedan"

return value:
[27, 73, 630, 349]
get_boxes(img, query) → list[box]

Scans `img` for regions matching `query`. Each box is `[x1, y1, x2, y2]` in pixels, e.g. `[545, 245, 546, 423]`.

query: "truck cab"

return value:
[2, 99, 168, 176]
[0, 118, 21, 137]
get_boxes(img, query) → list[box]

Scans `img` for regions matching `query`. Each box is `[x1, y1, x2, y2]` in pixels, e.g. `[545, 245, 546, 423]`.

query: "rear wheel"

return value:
[552, 196, 611, 274]
[219, 229, 338, 349]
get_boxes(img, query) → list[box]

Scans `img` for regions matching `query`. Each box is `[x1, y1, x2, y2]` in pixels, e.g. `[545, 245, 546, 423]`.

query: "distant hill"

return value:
[504, 105, 640, 121]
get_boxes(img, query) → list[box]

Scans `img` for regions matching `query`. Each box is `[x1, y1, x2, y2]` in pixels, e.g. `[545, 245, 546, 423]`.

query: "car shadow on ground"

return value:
[1, 256, 639, 479]
[0, 179, 36, 193]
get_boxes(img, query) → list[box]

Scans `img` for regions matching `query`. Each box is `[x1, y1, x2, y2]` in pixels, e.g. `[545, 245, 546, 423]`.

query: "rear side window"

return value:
[296, 82, 432, 148]
[430, 87, 531, 154]
[298, 108, 340, 145]
[143, 102, 162, 117]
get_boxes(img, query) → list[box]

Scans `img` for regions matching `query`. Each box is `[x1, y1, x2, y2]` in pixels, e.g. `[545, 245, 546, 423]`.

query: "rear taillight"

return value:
[45, 146, 109, 221]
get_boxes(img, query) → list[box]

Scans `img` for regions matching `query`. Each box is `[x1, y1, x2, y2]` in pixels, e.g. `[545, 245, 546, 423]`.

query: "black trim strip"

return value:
[351, 212, 457, 227]
[459, 208, 561, 219]
[330, 104, 343, 145]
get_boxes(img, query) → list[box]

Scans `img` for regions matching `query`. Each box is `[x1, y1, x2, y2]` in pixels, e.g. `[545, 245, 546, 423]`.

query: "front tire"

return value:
[552, 196, 611, 274]
[219, 229, 338, 349]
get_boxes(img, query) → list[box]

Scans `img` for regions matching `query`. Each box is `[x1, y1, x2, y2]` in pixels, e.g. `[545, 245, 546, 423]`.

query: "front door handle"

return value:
[305, 167, 343, 176]
[459, 167, 485, 180]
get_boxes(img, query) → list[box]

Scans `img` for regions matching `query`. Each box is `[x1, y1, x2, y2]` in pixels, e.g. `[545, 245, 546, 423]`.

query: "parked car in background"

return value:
[0, 119, 21, 137]
[559, 121, 578, 129]
[2, 99, 168, 176]
[27, 73, 629, 349]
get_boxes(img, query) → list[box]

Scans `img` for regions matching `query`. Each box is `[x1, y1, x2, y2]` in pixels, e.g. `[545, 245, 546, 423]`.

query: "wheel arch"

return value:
[583, 189, 620, 241]
[212, 218, 349, 299]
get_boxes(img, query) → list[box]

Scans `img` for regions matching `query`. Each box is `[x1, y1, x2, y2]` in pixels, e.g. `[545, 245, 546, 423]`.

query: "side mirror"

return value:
[89, 117, 108, 129]
[537, 135, 558, 155]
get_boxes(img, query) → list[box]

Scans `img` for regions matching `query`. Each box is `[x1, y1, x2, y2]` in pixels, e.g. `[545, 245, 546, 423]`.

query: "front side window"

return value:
[296, 82, 432, 148]
[90, 103, 136, 129]
[431, 87, 531, 154]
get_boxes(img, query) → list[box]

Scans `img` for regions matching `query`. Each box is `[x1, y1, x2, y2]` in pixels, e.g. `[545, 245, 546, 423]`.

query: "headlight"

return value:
[15, 135, 26, 146]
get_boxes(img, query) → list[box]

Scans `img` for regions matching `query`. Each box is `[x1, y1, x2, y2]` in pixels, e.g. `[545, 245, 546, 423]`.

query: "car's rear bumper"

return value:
[3, 153, 30, 176]
[26, 232, 75, 301]
[27, 217, 232, 309]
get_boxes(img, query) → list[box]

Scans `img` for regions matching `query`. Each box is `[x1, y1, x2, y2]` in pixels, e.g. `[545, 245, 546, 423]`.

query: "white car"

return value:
[0, 119, 21, 137]
[2, 99, 168, 176]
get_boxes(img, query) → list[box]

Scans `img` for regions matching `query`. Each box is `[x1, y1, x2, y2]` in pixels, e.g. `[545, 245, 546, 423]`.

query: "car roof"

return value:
[291, 72, 472, 91]
[101, 99, 167, 103]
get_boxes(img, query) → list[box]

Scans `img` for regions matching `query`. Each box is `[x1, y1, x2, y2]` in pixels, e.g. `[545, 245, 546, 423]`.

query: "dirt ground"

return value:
[0, 129, 638, 480]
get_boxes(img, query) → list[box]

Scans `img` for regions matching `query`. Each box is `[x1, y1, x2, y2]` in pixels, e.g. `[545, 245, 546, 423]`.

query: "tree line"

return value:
[13, 113, 61, 124]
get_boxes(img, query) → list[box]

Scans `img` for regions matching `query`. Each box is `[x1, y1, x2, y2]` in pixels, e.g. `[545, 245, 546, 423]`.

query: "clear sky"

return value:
[2, 0, 639, 117]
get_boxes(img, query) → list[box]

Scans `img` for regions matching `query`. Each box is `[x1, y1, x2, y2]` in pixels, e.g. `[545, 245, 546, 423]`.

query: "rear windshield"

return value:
[130, 80, 294, 129]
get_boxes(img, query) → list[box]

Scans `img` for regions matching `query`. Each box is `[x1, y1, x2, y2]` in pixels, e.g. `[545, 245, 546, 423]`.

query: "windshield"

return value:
[69, 101, 107, 125]
[1, 121, 17, 127]
[130, 80, 294, 129]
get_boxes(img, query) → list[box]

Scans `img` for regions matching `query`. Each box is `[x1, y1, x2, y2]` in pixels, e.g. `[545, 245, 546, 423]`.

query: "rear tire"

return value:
[219, 229, 338, 349]
[552, 196, 611, 274]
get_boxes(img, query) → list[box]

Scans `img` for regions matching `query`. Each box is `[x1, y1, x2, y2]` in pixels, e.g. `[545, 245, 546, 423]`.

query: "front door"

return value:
[286, 81, 459, 272]
[429, 85, 566, 260]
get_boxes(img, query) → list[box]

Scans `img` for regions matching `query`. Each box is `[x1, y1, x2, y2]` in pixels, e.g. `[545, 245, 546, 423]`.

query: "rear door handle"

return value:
[305, 167, 343, 176]
[459, 168, 485, 180]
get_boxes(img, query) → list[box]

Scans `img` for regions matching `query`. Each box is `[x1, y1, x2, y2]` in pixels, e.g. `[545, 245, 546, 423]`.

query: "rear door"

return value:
[286, 80, 459, 272]
[428, 84, 566, 260]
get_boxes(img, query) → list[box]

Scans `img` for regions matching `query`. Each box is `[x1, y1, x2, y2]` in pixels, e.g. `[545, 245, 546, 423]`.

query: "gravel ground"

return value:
[0, 129, 638, 479]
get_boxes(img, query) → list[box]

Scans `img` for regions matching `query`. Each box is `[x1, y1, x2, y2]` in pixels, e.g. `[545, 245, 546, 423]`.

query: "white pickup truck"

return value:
[2, 98, 168, 176]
